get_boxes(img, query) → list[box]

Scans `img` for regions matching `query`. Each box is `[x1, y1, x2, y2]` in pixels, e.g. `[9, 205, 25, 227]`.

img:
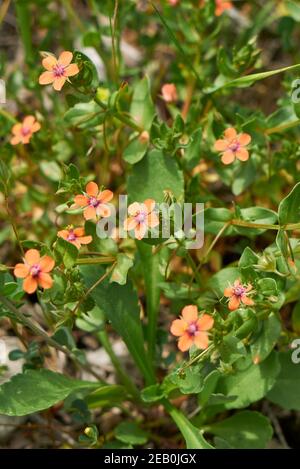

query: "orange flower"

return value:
[161, 83, 178, 103]
[14, 249, 55, 294]
[224, 279, 254, 311]
[170, 305, 214, 352]
[168, 0, 179, 5]
[124, 199, 159, 241]
[57, 227, 92, 249]
[215, 0, 233, 16]
[74, 182, 113, 220]
[10, 115, 41, 145]
[214, 127, 251, 165]
[39, 51, 79, 91]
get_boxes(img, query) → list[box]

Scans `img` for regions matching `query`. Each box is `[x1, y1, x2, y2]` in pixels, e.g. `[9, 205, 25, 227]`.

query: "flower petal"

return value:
[53, 76, 67, 91]
[23, 276, 38, 294]
[221, 150, 235, 165]
[96, 204, 111, 218]
[134, 223, 147, 240]
[181, 305, 198, 323]
[64, 63, 79, 77]
[86, 181, 99, 197]
[57, 229, 69, 240]
[147, 212, 159, 228]
[14, 263, 30, 278]
[39, 71, 55, 85]
[39, 256, 55, 273]
[98, 189, 113, 203]
[24, 249, 40, 266]
[228, 296, 240, 311]
[197, 314, 214, 331]
[11, 123, 22, 135]
[23, 115, 35, 128]
[10, 135, 21, 145]
[77, 235, 92, 245]
[194, 331, 209, 350]
[58, 51, 73, 66]
[170, 319, 186, 337]
[31, 122, 41, 133]
[214, 139, 228, 152]
[73, 228, 85, 237]
[241, 295, 254, 306]
[238, 132, 251, 146]
[224, 287, 234, 297]
[236, 148, 249, 162]
[42, 55, 57, 70]
[128, 202, 142, 216]
[144, 199, 156, 214]
[38, 273, 53, 290]
[124, 217, 138, 231]
[83, 206, 96, 220]
[74, 194, 89, 207]
[224, 127, 237, 141]
[178, 334, 193, 352]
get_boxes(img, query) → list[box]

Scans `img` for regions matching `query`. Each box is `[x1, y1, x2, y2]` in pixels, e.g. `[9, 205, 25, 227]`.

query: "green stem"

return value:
[76, 257, 116, 265]
[231, 219, 300, 231]
[94, 95, 143, 133]
[96, 329, 140, 401]
[0, 296, 105, 382]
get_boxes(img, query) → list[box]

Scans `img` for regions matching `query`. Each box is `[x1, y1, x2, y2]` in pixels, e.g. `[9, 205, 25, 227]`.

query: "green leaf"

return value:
[165, 402, 214, 449]
[206, 63, 300, 93]
[76, 305, 105, 333]
[250, 313, 281, 363]
[115, 422, 149, 446]
[267, 351, 300, 410]
[206, 411, 273, 449]
[278, 182, 300, 225]
[54, 237, 78, 269]
[64, 101, 104, 129]
[0, 369, 98, 416]
[216, 352, 280, 409]
[40, 161, 62, 182]
[130, 76, 155, 131]
[85, 385, 127, 409]
[204, 208, 233, 235]
[127, 149, 184, 203]
[257, 278, 278, 296]
[208, 267, 240, 298]
[292, 300, 300, 333]
[183, 128, 202, 170]
[80, 265, 155, 385]
[110, 254, 134, 285]
[123, 137, 148, 164]
[169, 365, 204, 394]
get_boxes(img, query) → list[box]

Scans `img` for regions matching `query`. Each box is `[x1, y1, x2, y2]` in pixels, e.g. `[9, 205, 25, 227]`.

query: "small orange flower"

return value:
[161, 83, 178, 103]
[214, 127, 251, 165]
[124, 199, 159, 240]
[39, 51, 79, 91]
[215, 0, 233, 16]
[57, 226, 92, 249]
[224, 279, 254, 311]
[170, 305, 214, 352]
[10, 115, 41, 145]
[168, 0, 179, 5]
[14, 249, 55, 294]
[74, 182, 113, 220]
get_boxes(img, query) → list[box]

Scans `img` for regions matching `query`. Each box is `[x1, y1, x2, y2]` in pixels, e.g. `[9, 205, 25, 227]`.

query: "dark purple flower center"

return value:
[67, 230, 76, 241]
[135, 211, 146, 223]
[89, 197, 100, 207]
[53, 64, 65, 77]
[30, 264, 41, 278]
[234, 286, 245, 297]
[229, 142, 240, 152]
[187, 322, 198, 336]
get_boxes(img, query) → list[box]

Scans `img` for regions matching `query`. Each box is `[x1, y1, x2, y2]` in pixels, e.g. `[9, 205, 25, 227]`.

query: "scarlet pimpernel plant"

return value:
[2, 0, 300, 451]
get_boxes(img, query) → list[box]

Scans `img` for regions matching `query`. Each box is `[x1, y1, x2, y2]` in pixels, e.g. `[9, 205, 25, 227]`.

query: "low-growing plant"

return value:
[1, 0, 300, 449]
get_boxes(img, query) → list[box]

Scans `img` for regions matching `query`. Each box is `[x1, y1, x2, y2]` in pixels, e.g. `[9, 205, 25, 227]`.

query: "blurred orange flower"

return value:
[10, 115, 41, 145]
[39, 51, 79, 91]
[170, 305, 214, 352]
[14, 249, 55, 294]
[161, 83, 178, 103]
[57, 227, 92, 249]
[74, 182, 113, 220]
[214, 127, 251, 165]
[124, 199, 159, 240]
[215, 0, 233, 16]
[224, 279, 254, 311]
